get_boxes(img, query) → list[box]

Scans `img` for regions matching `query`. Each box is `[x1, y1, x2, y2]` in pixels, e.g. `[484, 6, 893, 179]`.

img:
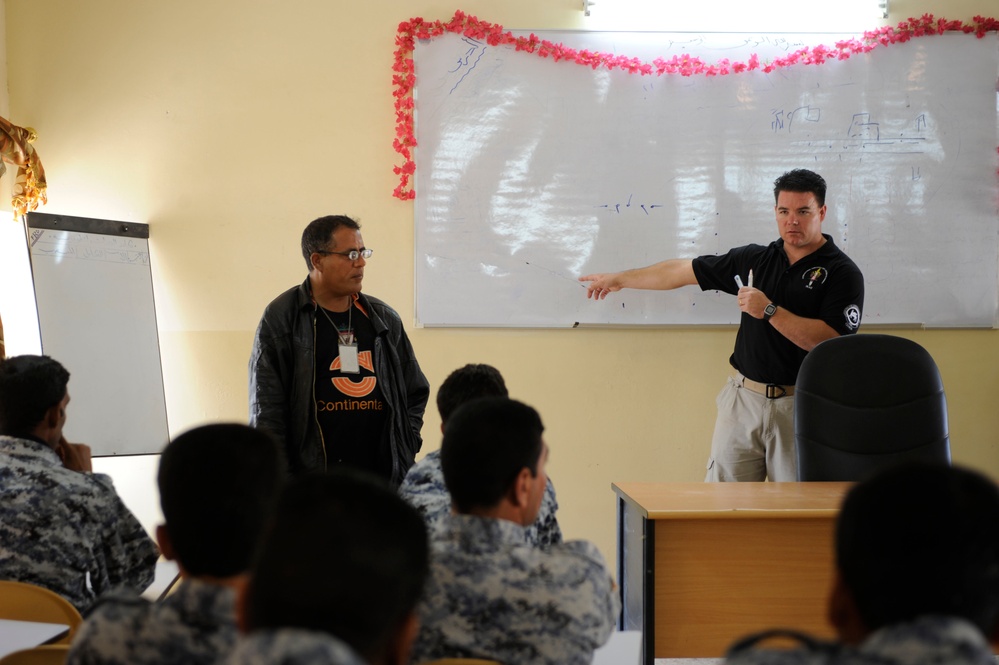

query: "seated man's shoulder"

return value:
[727, 650, 831, 665]
[59, 471, 134, 518]
[417, 534, 619, 665]
[398, 452, 448, 529]
[81, 588, 151, 625]
[399, 450, 443, 492]
[526, 478, 562, 548]
[442, 535, 613, 598]
[2, 459, 119, 517]
[546, 538, 610, 569]
[727, 645, 905, 665]
[861, 616, 995, 665]
[226, 628, 367, 665]
[63, 468, 118, 493]
[530, 540, 617, 616]
[726, 630, 879, 665]
[67, 592, 154, 664]
[727, 618, 997, 665]
[492, 538, 605, 576]
[70, 582, 239, 665]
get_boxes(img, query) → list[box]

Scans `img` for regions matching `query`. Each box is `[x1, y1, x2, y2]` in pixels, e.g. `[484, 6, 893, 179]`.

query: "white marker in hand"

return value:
[734, 275, 744, 289]
[748, 269, 754, 289]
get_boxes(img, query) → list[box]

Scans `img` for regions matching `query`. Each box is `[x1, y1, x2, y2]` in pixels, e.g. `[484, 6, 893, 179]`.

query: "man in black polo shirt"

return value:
[579, 169, 864, 482]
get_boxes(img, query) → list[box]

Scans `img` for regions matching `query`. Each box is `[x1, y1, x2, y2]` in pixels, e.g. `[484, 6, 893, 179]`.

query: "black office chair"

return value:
[794, 334, 950, 481]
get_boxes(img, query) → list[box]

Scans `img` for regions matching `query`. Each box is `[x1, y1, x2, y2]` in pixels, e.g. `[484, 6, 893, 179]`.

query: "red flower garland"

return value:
[392, 11, 999, 200]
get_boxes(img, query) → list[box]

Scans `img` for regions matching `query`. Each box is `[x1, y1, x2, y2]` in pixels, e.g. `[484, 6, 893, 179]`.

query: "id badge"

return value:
[338, 343, 360, 374]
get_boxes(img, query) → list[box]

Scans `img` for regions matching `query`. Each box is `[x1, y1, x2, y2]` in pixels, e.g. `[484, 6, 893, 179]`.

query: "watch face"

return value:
[765, 303, 777, 317]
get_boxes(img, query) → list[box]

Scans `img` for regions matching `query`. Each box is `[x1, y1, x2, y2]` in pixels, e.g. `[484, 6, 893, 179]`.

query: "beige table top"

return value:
[612, 481, 852, 520]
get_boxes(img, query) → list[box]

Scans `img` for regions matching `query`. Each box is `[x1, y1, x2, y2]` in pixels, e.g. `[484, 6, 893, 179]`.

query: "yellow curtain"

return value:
[0, 115, 46, 218]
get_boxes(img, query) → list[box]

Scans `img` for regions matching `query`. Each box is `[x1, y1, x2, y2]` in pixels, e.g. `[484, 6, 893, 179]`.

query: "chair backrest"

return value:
[0, 645, 70, 665]
[794, 334, 950, 481]
[0, 581, 82, 644]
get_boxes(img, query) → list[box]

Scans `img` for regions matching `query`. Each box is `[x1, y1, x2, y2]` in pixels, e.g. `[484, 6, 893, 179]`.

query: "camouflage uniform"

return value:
[725, 616, 996, 665]
[225, 629, 368, 665]
[66, 578, 236, 665]
[411, 514, 620, 665]
[0, 435, 158, 613]
[399, 449, 563, 547]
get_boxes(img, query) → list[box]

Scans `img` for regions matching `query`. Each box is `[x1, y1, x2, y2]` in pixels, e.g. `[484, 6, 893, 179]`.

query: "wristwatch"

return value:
[763, 302, 777, 321]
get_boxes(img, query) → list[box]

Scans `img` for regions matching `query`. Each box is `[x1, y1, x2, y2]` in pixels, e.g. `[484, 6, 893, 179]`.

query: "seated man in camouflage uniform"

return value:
[725, 462, 999, 665]
[399, 363, 562, 547]
[411, 397, 621, 665]
[227, 469, 429, 665]
[67, 423, 285, 665]
[0, 355, 158, 613]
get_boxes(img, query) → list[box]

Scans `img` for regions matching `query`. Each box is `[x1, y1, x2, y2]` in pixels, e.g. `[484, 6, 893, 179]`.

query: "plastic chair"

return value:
[0, 581, 82, 644]
[0, 645, 70, 665]
[794, 334, 950, 481]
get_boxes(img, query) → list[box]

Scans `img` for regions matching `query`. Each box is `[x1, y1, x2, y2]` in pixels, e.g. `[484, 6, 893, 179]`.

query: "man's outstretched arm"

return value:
[579, 259, 697, 299]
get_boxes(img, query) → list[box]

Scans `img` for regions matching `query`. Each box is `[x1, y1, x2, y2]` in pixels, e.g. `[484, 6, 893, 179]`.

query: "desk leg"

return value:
[618, 496, 655, 665]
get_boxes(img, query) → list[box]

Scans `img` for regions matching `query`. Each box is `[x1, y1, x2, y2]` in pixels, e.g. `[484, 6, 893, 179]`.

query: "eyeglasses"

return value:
[317, 248, 373, 261]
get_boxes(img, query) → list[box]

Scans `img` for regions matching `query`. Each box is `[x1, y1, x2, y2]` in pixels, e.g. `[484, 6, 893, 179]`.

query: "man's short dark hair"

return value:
[436, 364, 508, 424]
[301, 215, 361, 271]
[244, 469, 428, 663]
[157, 423, 285, 578]
[0, 355, 70, 436]
[440, 397, 544, 513]
[773, 169, 827, 207]
[836, 462, 999, 635]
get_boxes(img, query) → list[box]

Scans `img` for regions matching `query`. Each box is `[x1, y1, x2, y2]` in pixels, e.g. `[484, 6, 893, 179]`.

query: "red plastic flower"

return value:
[390, 10, 999, 200]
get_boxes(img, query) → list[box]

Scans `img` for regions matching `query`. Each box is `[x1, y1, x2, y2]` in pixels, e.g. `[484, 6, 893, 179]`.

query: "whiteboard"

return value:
[414, 31, 999, 327]
[26, 212, 169, 456]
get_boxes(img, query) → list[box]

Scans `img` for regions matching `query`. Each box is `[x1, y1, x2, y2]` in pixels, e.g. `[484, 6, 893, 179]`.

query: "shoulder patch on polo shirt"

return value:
[844, 304, 861, 330]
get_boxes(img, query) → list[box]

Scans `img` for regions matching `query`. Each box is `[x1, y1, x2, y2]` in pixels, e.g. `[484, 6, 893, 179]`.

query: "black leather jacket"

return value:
[248, 279, 429, 486]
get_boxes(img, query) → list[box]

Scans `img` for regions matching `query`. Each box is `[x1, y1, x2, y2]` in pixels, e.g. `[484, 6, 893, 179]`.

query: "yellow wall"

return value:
[5, 0, 997, 567]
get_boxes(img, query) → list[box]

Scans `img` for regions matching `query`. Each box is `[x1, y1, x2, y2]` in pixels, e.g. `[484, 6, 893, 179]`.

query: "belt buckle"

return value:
[765, 384, 786, 399]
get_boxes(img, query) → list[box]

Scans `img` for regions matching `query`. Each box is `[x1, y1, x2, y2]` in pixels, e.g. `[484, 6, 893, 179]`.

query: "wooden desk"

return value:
[613, 482, 851, 663]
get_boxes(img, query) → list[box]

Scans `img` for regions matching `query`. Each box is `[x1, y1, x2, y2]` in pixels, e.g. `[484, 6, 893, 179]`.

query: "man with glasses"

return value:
[249, 215, 429, 486]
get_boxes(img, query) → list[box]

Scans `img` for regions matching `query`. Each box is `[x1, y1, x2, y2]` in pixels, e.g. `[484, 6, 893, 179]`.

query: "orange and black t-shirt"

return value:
[314, 302, 390, 479]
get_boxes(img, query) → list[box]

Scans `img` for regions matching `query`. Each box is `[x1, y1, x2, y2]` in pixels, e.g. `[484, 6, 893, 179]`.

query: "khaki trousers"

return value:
[704, 374, 796, 482]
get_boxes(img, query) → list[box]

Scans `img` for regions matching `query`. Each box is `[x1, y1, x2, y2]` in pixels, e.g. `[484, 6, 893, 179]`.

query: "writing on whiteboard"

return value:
[594, 194, 665, 215]
[31, 231, 150, 266]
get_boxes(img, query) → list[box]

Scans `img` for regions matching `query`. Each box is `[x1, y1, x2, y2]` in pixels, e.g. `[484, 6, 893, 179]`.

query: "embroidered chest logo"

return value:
[329, 351, 377, 397]
[803, 267, 828, 290]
